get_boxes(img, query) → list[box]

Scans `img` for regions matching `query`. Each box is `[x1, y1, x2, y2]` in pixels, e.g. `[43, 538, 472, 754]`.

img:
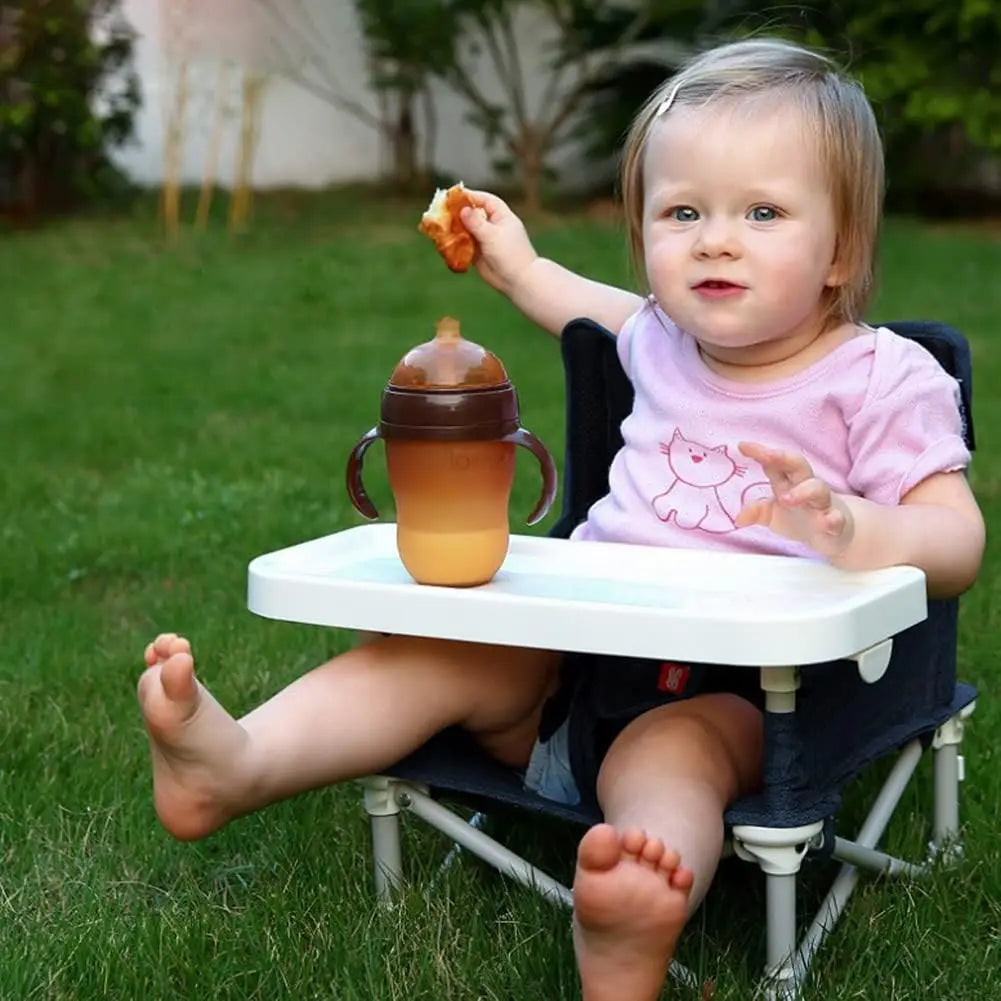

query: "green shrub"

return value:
[0, 0, 140, 219]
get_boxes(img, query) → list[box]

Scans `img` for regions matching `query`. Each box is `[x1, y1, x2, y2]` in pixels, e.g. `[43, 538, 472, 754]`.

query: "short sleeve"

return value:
[617, 296, 673, 382]
[615, 302, 646, 381]
[847, 332, 970, 505]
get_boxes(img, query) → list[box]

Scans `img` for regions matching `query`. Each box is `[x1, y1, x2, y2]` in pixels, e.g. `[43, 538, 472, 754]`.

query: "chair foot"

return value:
[362, 776, 405, 900]
[733, 822, 822, 994]
[931, 701, 974, 853]
[763, 972, 803, 1001]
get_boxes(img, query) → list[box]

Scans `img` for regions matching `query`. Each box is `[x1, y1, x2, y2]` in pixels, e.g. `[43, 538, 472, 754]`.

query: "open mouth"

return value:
[695, 280, 744, 290]
[693, 279, 746, 298]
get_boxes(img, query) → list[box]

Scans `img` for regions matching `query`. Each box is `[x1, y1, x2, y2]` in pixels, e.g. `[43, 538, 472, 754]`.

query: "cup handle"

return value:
[346, 427, 382, 520]
[502, 427, 558, 525]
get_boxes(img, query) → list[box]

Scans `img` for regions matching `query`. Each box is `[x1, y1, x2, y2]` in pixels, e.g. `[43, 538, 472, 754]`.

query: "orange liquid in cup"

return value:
[386, 439, 515, 586]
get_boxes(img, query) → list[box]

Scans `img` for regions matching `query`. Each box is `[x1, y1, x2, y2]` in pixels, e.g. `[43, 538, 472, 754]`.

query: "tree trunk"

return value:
[514, 125, 545, 212]
[389, 99, 418, 190]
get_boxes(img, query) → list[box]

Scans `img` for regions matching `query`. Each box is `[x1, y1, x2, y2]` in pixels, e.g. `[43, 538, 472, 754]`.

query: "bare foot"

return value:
[573, 823, 694, 1001]
[138, 633, 253, 840]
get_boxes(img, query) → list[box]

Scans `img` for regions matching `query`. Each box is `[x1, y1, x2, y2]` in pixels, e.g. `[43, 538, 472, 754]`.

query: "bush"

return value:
[0, 0, 140, 220]
[570, 1, 1001, 215]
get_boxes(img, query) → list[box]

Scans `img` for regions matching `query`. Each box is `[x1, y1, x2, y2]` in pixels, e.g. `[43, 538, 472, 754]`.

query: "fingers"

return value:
[458, 208, 490, 248]
[461, 188, 512, 225]
[739, 441, 815, 490]
[781, 476, 832, 510]
[735, 497, 773, 528]
[817, 506, 847, 537]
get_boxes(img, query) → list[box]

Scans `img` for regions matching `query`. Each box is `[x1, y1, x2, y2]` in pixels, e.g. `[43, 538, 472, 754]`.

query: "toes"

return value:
[151, 633, 177, 656]
[579, 825, 689, 888]
[639, 836, 666, 867]
[137, 652, 197, 712]
[137, 665, 158, 707]
[670, 866, 695, 892]
[578, 823, 622, 872]
[620, 827, 648, 857]
[160, 652, 197, 702]
[149, 633, 192, 663]
[632, 834, 680, 875]
[658, 846, 681, 873]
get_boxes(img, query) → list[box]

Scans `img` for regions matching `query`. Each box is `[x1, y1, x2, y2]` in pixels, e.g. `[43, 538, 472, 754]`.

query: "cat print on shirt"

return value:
[652, 428, 770, 534]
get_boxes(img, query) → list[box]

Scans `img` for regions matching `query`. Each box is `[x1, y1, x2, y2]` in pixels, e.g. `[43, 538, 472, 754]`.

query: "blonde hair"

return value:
[620, 38, 884, 325]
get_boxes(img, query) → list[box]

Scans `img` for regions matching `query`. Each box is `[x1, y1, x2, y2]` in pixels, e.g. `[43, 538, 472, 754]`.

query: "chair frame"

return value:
[358, 317, 978, 1000]
[362, 692, 973, 998]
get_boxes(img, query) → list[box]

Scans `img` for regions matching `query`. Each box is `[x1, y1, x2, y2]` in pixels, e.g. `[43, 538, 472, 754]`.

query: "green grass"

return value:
[1, 189, 1000, 1000]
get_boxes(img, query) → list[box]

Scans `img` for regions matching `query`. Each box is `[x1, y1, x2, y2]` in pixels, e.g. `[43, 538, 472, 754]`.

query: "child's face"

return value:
[641, 98, 844, 366]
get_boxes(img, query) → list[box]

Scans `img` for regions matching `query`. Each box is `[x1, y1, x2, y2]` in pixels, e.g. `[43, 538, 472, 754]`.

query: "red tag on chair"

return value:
[657, 662, 691, 694]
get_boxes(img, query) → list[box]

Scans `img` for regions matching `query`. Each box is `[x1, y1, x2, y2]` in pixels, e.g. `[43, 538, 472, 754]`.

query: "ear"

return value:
[825, 239, 850, 288]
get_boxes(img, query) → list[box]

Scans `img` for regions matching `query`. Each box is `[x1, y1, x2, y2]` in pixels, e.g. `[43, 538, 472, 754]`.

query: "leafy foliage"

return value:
[570, 0, 1001, 210]
[353, 0, 453, 188]
[738, 1, 1001, 207]
[752, 0, 1001, 150]
[425, 0, 672, 207]
[0, 0, 139, 218]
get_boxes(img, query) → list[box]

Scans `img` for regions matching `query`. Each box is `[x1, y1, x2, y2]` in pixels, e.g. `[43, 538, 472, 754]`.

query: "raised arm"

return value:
[461, 190, 642, 338]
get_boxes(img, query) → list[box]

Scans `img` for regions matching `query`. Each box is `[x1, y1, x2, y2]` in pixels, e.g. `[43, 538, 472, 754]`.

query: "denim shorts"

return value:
[522, 651, 764, 812]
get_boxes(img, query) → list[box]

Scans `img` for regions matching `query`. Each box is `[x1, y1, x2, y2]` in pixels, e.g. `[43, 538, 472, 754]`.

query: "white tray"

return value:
[247, 523, 926, 667]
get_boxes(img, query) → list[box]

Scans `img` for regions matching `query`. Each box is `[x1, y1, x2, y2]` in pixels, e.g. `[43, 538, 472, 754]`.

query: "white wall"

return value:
[113, 0, 579, 191]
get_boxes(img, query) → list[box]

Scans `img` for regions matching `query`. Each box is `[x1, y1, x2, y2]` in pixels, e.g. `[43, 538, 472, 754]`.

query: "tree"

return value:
[0, 0, 140, 219]
[250, 1, 707, 207]
[717, 0, 1001, 208]
[431, 0, 674, 210]
[353, 0, 452, 189]
[252, 0, 449, 190]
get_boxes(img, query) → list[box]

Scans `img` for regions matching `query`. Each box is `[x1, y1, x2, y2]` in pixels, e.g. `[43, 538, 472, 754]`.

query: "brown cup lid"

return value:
[389, 317, 508, 389]
[380, 317, 519, 440]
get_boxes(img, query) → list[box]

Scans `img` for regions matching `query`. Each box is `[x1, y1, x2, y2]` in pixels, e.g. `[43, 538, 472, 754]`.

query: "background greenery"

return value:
[4, 0, 1001, 219]
[0, 0, 138, 219]
[0, 190, 999, 999]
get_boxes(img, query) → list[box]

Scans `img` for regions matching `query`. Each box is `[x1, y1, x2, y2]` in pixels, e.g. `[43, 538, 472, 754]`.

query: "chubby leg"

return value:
[573, 693, 763, 1001]
[139, 632, 560, 841]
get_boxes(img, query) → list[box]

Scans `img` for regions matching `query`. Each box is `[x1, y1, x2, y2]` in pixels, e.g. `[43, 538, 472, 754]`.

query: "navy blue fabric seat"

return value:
[387, 317, 976, 828]
[372, 316, 978, 997]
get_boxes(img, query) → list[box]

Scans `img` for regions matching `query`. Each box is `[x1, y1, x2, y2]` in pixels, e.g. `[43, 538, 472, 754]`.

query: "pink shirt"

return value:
[573, 300, 971, 558]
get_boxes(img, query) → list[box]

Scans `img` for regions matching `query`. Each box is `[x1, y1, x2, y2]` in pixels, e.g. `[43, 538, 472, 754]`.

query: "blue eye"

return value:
[749, 205, 778, 222]
[669, 206, 699, 222]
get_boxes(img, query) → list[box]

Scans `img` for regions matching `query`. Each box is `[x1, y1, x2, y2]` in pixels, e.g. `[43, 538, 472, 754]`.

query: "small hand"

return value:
[460, 189, 537, 297]
[735, 441, 854, 558]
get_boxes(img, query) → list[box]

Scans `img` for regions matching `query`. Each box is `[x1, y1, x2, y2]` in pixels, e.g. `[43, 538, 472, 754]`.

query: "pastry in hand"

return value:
[418, 183, 477, 272]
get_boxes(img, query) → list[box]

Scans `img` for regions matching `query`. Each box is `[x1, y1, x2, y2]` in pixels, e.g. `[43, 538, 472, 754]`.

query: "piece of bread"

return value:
[418, 183, 477, 272]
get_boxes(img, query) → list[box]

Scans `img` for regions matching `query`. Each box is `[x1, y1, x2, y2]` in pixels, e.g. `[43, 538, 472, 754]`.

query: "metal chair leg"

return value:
[363, 776, 404, 900]
[732, 821, 824, 1000]
[931, 701, 975, 859]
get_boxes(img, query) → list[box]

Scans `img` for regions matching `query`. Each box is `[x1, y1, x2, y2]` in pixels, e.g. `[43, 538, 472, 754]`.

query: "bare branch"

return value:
[538, 4, 658, 146]
[251, 0, 383, 132]
[442, 48, 506, 127]
[496, 7, 528, 125]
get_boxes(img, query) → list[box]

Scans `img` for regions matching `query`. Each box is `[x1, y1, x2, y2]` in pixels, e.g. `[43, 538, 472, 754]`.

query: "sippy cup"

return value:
[346, 316, 557, 586]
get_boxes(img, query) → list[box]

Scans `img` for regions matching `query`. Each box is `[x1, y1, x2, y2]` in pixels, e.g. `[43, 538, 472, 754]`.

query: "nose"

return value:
[693, 215, 739, 259]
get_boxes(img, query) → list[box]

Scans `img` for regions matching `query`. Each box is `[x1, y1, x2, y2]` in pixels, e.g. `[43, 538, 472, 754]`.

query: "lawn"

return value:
[1, 189, 999, 1000]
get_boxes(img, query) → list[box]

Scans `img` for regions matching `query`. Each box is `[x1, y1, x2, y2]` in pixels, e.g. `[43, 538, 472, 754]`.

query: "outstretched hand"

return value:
[735, 441, 855, 558]
[459, 189, 537, 297]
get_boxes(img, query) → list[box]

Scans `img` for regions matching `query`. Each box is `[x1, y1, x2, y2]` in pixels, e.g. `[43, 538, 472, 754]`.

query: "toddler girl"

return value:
[140, 37, 984, 1001]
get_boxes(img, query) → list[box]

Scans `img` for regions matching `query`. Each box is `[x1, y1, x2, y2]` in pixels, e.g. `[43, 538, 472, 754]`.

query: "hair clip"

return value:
[655, 83, 681, 118]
